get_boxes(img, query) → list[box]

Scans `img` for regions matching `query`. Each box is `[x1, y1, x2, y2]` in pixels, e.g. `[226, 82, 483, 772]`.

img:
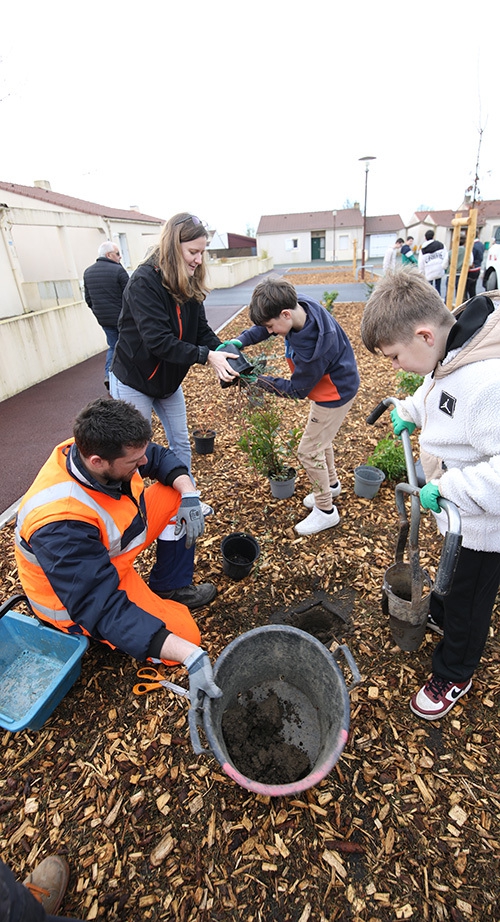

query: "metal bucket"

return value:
[189, 625, 360, 796]
[383, 562, 432, 652]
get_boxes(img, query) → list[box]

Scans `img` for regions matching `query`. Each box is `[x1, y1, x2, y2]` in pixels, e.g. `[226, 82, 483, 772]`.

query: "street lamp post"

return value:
[332, 210, 337, 264]
[359, 156, 376, 280]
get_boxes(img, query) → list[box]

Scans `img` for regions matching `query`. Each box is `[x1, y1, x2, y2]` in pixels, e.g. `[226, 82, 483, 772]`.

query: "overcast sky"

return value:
[2, 1, 499, 236]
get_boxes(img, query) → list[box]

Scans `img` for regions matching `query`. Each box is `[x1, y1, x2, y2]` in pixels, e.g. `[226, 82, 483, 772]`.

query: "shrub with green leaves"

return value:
[396, 371, 424, 397]
[367, 435, 406, 482]
[238, 405, 301, 480]
[322, 290, 338, 313]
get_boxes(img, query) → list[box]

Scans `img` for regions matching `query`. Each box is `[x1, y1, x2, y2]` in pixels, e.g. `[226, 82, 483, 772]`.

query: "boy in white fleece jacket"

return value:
[361, 269, 500, 720]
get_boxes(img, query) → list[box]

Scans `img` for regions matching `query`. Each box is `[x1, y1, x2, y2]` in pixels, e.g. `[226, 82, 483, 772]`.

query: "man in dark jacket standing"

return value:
[83, 242, 130, 388]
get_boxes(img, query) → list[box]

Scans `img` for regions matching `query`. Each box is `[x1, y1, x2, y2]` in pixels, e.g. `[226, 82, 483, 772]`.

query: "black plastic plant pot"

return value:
[221, 532, 260, 580]
[192, 429, 216, 454]
[220, 347, 254, 389]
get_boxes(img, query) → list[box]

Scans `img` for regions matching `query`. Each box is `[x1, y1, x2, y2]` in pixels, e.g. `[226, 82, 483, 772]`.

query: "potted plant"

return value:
[366, 435, 406, 482]
[238, 403, 301, 498]
[192, 398, 217, 455]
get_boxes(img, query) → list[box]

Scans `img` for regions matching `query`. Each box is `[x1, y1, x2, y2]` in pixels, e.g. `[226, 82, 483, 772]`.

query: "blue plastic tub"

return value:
[0, 610, 88, 732]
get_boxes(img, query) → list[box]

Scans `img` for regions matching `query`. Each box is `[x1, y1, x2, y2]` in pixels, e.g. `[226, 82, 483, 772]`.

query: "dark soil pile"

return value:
[0, 301, 499, 922]
[221, 692, 311, 785]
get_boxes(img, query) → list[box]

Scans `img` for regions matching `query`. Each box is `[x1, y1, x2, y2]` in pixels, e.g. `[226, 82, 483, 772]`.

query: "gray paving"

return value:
[205, 263, 370, 333]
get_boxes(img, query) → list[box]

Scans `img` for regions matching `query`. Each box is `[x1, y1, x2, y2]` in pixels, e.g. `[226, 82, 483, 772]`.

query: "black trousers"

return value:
[0, 861, 82, 922]
[430, 545, 500, 683]
[465, 271, 480, 301]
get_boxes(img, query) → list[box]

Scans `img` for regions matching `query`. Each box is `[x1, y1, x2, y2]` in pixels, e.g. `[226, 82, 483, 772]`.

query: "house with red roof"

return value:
[256, 208, 404, 264]
[0, 179, 165, 398]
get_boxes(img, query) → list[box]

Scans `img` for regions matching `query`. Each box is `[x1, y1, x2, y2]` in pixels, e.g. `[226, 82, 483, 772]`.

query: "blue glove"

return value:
[174, 492, 204, 549]
[390, 407, 416, 437]
[216, 339, 243, 351]
[420, 482, 441, 512]
[184, 648, 222, 703]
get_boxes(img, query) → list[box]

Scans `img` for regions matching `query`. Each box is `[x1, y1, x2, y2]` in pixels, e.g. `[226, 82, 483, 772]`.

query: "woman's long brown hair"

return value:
[145, 213, 209, 303]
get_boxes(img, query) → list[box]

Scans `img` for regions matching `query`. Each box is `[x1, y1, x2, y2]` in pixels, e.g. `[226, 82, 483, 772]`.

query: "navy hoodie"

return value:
[238, 294, 359, 407]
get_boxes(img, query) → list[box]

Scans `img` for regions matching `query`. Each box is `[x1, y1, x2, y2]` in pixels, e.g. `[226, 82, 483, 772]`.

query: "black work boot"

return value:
[154, 583, 217, 609]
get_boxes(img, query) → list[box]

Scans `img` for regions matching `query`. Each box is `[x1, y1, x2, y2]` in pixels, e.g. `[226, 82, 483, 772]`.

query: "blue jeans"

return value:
[101, 327, 119, 379]
[109, 373, 192, 475]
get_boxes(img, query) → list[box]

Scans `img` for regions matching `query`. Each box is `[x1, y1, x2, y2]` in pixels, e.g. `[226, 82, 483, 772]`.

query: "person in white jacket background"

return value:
[418, 228, 449, 296]
[382, 237, 404, 275]
[361, 269, 500, 721]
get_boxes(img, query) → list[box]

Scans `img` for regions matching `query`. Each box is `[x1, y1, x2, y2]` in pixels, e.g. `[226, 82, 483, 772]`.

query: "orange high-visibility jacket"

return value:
[15, 441, 200, 659]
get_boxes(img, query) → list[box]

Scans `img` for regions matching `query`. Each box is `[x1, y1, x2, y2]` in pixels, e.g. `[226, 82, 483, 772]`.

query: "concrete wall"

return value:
[0, 255, 274, 401]
[206, 255, 273, 288]
[0, 302, 106, 401]
[0, 205, 162, 320]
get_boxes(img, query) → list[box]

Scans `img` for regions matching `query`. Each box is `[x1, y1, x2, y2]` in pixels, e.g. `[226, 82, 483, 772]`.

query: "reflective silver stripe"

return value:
[14, 531, 39, 565]
[17, 481, 147, 558]
[26, 596, 70, 622]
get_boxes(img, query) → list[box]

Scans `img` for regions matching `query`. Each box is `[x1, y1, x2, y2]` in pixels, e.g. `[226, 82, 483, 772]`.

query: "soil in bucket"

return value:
[221, 689, 311, 785]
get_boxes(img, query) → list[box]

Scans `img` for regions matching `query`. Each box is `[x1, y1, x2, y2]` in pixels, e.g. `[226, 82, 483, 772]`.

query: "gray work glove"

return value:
[174, 492, 204, 549]
[184, 648, 222, 704]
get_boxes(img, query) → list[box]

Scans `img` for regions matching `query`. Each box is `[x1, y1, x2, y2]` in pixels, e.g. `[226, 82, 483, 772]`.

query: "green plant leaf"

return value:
[366, 435, 406, 481]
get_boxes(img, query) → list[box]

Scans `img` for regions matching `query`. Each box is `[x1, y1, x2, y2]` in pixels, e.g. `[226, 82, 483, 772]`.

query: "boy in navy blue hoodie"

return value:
[224, 276, 359, 535]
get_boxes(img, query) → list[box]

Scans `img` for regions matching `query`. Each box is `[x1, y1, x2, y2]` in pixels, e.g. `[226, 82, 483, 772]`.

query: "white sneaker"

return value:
[303, 481, 342, 509]
[294, 505, 340, 536]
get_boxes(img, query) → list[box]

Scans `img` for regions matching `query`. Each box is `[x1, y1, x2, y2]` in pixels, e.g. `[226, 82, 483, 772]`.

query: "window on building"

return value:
[117, 233, 131, 269]
[339, 235, 349, 251]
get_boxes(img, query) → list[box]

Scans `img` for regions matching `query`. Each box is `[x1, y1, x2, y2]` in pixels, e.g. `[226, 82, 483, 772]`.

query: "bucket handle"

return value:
[332, 643, 361, 691]
[188, 700, 208, 755]
[0, 594, 32, 620]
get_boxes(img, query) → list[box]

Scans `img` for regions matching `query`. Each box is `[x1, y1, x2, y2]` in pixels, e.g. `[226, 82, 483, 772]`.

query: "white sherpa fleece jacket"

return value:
[399, 299, 500, 552]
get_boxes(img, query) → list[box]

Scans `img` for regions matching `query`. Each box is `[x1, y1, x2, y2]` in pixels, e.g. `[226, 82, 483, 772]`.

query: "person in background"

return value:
[110, 213, 239, 475]
[418, 229, 448, 296]
[361, 269, 500, 721]
[83, 241, 129, 390]
[400, 236, 418, 267]
[382, 238, 404, 274]
[233, 276, 359, 536]
[465, 236, 485, 300]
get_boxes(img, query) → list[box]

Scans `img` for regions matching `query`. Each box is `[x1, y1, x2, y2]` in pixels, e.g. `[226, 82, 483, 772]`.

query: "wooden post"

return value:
[446, 209, 477, 310]
[352, 238, 357, 278]
[458, 208, 477, 305]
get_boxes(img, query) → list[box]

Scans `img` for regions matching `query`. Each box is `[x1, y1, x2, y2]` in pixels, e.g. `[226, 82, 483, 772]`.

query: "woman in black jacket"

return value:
[110, 213, 238, 473]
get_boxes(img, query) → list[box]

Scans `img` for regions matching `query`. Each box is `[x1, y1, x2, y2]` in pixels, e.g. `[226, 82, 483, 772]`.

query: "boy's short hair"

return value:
[249, 276, 298, 325]
[424, 229, 435, 240]
[360, 269, 454, 354]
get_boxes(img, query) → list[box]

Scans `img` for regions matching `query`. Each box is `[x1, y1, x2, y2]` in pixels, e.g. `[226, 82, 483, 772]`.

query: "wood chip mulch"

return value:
[0, 301, 499, 922]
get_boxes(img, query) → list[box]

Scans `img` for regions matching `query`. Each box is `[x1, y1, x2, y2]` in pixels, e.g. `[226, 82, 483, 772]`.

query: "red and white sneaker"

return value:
[410, 674, 472, 720]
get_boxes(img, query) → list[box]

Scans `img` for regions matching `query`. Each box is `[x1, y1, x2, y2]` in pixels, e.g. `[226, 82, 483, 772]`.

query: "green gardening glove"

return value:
[390, 407, 416, 437]
[216, 339, 243, 351]
[420, 482, 441, 513]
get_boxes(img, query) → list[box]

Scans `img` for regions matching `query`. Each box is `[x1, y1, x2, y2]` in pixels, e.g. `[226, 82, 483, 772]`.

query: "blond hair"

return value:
[361, 269, 454, 353]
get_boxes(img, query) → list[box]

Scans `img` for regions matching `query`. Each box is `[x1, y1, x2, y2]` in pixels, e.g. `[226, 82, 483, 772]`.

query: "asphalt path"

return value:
[0, 271, 368, 522]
